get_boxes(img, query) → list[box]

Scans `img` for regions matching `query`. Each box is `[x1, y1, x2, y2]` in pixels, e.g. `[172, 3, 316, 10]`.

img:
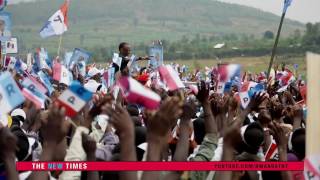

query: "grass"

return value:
[131, 55, 306, 76]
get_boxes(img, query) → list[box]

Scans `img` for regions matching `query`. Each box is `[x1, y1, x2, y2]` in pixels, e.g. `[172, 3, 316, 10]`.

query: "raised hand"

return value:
[0, 127, 17, 160]
[180, 99, 197, 121]
[196, 81, 210, 103]
[269, 122, 288, 150]
[147, 97, 183, 137]
[0, 128, 18, 180]
[247, 92, 268, 111]
[82, 133, 97, 160]
[41, 103, 70, 145]
[102, 104, 137, 180]
[102, 103, 134, 138]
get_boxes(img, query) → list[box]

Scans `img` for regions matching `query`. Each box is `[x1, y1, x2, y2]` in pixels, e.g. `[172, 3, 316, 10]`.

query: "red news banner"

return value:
[16, 162, 304, 171]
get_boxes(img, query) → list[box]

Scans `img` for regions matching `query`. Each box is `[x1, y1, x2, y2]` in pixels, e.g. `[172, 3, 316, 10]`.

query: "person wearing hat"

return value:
[84, 67, 106, 93]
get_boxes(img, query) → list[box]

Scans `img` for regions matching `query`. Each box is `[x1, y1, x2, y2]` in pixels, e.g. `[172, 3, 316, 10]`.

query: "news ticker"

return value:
[16, 162, 304, 171]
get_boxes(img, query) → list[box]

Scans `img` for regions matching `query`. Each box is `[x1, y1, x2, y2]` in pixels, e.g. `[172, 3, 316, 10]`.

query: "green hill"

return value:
[6, 0, 303, 53]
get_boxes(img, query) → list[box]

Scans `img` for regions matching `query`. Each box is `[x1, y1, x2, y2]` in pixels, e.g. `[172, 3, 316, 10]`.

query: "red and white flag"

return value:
[159, 65, 184, 91]
[40, 0, 69, 38]
[265, 141, 279, 161]
[118, 77, 161, 110]
[53, 61, 72, 85]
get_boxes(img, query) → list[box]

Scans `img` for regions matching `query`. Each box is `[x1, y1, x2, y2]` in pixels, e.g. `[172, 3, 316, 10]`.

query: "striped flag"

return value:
[0, 72, 25, 114]
[102, 68, 115, 89]
[265, 141, 279, 161]
[38, 71, 54, 96]
[239, 81, 264, 108]
[57, 81, 93, 117]
[158, 65, 184, 91]
[24, 72, 48, 95]
[21, 77, 47, 109]
[118, 77, 161, 110]
[34, 48, 51, 70]
[218, 64, 241, 82]
[53, 61, 72, 85]
[40, 0, 69, 38]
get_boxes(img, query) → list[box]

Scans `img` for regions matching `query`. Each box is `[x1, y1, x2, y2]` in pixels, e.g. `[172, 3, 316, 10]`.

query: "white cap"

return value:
[88, 67, 102, 78]
[11, 109, 26, 120]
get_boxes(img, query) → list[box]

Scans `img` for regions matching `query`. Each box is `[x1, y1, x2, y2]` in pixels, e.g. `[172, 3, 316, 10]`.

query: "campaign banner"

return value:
[69, 48, 91, 69]
[4, 37, 18, 54]
[0, 12, 11, 41]
[148, 45, 163, 69]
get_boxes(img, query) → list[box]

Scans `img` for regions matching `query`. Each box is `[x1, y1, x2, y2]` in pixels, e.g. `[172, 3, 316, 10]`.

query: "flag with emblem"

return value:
[0, 72, 25, 114]
[57, 81, 93, 117]
[40, 0, 69, 38]
[21, 77, 47, 109]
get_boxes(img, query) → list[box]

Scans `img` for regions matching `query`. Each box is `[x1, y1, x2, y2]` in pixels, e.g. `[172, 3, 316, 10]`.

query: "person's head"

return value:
[232, 153, 260, 180]
[119, 42, 131, 57]
[239, 122, 264, 154]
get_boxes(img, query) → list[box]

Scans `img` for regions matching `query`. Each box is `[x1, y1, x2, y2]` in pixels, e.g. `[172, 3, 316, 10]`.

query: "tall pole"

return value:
[57, 34, 63, 57]
[267, 12, 286, 79]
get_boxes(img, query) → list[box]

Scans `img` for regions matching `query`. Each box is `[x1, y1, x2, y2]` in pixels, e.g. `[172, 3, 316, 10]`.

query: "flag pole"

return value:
[57, 34, 63, 57]
[267, 12, 286, 79]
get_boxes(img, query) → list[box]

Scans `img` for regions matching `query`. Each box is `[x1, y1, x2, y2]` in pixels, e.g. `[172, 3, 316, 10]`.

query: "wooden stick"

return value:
[267, 12, 286, 79]
[57, 34, 63, 57]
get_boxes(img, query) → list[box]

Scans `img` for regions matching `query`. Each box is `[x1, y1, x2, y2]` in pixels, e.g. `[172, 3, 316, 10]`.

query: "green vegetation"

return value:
[7, 0, 303, 55]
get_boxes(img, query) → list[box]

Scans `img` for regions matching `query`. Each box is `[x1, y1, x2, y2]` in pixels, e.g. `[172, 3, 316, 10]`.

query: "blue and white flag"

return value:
[21, 77, 47, 109]
[57, 81, 93, 117]
[0, 72, 25, 114]
[38, 71, 54, 96]
[69, 48, 91, 69]
[283, 0, 293, 13]
[64, 51, 73, 66]
[40, 1, 69, 38]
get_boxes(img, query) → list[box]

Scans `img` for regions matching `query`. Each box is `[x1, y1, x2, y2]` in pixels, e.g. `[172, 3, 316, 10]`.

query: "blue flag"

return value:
[283, 0, 293, 13]
[0, 72, 25, 114]
[38, 71, 54, 96]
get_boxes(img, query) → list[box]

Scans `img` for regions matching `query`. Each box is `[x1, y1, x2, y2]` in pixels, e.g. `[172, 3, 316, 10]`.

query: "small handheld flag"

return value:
[0, 72, 25, 114]
[218, 64, 241, 82]
[239, 81, 265, 108]
[38, 71, 54, 96]
[21, 77, 47, 109]
[53, 62, 72, 85]
[57, 81, 93, 117]
[118, 77, 161, 110]
[69, 48, 91, 69]
[40, 0, 69, 38]
[158, 65, 184, 91]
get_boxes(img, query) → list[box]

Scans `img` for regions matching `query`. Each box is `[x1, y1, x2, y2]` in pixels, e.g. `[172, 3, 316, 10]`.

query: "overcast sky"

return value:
[218, 0, 319, 23]
[9, 0, 320, 23]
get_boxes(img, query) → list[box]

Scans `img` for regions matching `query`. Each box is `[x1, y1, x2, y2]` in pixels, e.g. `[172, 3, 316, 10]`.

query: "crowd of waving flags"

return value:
[0, 42, 307, 117]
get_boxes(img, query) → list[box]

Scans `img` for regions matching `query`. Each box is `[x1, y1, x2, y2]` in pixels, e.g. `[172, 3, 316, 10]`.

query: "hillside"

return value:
[6, 0, 303, 53]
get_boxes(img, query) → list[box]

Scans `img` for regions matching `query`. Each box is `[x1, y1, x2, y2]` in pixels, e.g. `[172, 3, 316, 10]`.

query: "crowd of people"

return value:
[0, 42, 306, 180]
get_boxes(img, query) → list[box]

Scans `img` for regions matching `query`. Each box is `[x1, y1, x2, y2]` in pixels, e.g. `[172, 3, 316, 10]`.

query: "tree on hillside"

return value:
[263, 30, 274, 39]
[303, 23, 320, 46]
